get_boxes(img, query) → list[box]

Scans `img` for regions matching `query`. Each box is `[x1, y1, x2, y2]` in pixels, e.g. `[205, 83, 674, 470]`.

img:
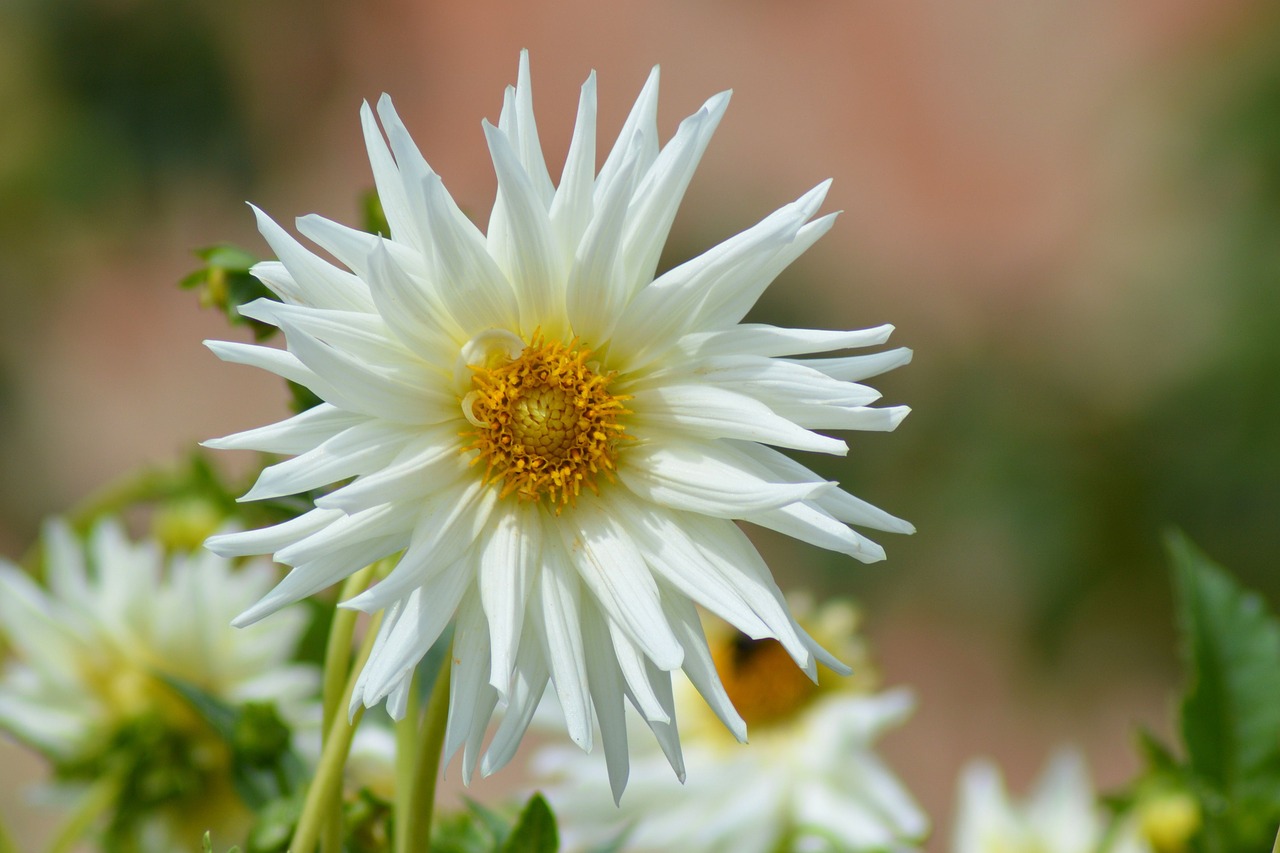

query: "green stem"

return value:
[43, 775, 118, 853]
[322, 565, 379, 737]
[402, 647, 453, 853]
[319, 564, 378, 853]
[291, 610, 383, 853]
[392, 671, 421, 853]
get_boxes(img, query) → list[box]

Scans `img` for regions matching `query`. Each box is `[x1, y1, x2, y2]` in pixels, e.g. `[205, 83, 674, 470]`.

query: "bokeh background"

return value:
[2, 0, 1279, 848]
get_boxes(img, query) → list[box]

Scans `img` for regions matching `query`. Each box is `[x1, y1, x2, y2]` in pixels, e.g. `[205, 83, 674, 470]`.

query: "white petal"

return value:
[608, 182, 831, 368]
[364, 239, 466, 365]
[342, 480, 495, 613]
[419, 172, 521, 335]
[676, 513, 814, 672]
[443, 592, 497, 776]
[630, 383, 847, 455]
[358, 563, 473, 706]
[619, 437, 830, 517]
[278, 322, 448, 425]
[250, 205, 374, 312]
[276, 501, 418, 567]
[609, 621, 669, 724]
[606, 493, 770, 640]
[202, 403, 362, 454]
[232, 534, 402, 627]
[510, 50, 555, 206]
[581, 605, 630, 802]
[565, 133, 641, 345]
[476, 502, 538, 700]
[676, 323, 896, 359]
[790, 347, 913, 383]
[483, 121, 563, 334]
[594, 66, 659, 208]
[619, 90, 730, 294]
[736, 442, 915, 534]
[205, 508, 343, 558]
[548, 72, 597, 262]
[480, 637, 549, 776]
[316, 428, 468, 513]
[359, 100, 420, 252]
[239, 420, 416, 502]
[557, 500, 683, 671]
[204, 340, 317, 388]
[661, 592, 747, 742]
[743, 501, 887, 563]
[536, 537, 593, 749]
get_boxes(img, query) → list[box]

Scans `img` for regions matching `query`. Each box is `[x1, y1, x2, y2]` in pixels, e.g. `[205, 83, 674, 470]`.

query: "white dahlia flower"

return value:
[205, 51, 912, 797]
[0, 519, 317, 847]
[536, 600, 928, 852]
[953, 750, 1153, 853]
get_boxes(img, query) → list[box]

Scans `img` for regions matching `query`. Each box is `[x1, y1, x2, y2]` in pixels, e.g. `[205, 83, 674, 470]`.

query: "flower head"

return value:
[536, 599, 928, 852]
[953, 750, 1153, 853]
[205, 51, 912, 797]
[0, 519, 317, 847]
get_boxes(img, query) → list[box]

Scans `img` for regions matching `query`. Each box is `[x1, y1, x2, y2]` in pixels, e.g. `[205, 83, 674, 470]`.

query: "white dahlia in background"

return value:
[205, 50, 913, 796]
[0, 519, 318, 847]
[535, 599, 927, 853]
[953, 750, 1153, 853]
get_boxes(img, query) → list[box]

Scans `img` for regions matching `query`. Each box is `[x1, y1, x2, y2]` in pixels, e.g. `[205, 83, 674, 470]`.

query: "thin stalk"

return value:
[42, 776, 118, 853]
[402, 647, 453, 853]
[322, 565, 379, 736]
[291, 610, 383, 853]
[392, 671, 421, 853]
[318, 563, 378, 853]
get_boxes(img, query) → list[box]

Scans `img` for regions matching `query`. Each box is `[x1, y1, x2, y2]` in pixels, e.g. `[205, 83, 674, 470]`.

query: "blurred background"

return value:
[2, 0, 1279, 847]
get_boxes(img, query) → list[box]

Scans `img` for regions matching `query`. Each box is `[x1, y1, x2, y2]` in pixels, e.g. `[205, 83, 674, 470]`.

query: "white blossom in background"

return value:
[0, 519, 318, 847]
[204, 50, 913, 797]
[953, 749, 1153, 853]
[536, 600, 928, 853]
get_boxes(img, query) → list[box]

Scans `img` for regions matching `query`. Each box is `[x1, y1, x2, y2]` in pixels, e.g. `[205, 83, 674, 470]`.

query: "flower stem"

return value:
[392, 670, 421, 853]
[42, 775, 117, 853]
[318, 563, 378, 852]
[291, 609, 383, 853]
[401, 646, 453, 853]
[323, 565, 379, 737]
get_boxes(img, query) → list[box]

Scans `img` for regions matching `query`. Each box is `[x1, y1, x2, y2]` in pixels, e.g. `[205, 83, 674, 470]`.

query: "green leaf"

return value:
[502, 794, 558, 853]
[1168, 531, 1280, 848]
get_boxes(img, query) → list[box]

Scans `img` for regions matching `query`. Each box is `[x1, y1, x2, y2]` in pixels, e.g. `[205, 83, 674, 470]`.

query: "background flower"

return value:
[537, 599, 927, 853]
[952, 750, 1151, 853]
[0, 519, 318, 849]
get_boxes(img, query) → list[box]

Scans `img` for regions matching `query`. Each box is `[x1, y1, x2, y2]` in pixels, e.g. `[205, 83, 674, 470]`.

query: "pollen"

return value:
[463, 334, 628, 507]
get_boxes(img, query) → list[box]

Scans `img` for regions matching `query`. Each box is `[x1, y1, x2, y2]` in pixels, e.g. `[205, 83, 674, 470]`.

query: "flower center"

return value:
[713, 634, 825, 729]
[463, 334, 628, 506]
